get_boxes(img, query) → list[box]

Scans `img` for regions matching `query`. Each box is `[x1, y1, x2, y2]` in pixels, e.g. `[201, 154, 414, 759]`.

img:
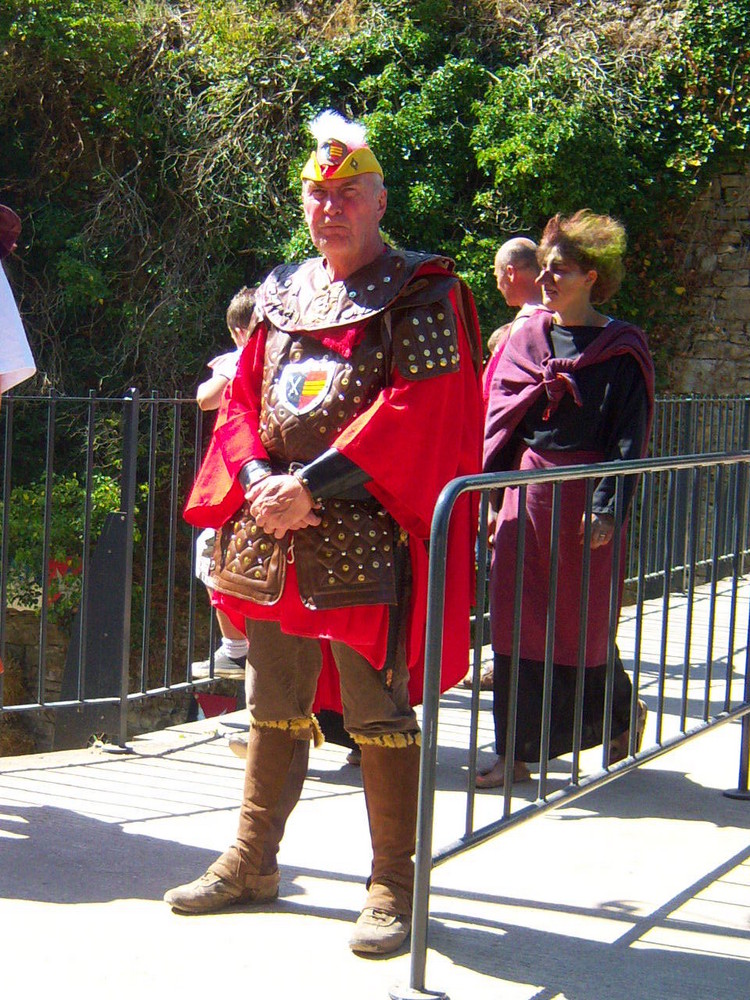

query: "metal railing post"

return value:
[724, 583, 750, 800]
[0, 393, 14, 710]
[115, 388, 139, 749]
[390, 481, 460, 1000]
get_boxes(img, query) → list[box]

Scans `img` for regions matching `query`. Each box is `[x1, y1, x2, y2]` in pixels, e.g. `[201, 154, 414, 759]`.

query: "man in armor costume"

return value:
[165, 110, 483, 955]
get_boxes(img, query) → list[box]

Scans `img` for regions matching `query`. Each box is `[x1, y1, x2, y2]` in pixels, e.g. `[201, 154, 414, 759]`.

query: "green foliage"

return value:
[0, 0, 747, 394]
[0, 471, 134, 623]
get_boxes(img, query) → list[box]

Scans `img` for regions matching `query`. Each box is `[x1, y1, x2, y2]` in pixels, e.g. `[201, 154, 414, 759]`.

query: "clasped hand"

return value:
[579, 511, 614, 549]
[245, 474, 321, 539]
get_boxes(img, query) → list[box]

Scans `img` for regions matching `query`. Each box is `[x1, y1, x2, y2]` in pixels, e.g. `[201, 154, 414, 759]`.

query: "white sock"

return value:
[220, 637, 248, 660]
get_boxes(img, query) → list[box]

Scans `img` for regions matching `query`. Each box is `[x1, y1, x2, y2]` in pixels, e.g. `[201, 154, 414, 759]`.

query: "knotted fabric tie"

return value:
[540, 359, 583, 421]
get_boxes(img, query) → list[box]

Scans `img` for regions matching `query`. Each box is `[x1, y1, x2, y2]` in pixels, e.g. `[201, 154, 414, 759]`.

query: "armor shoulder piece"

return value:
[390, 295, 460, 380]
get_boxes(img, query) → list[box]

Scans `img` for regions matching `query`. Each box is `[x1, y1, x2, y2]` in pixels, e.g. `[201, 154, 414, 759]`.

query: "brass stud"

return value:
[358, 573, 366, 582]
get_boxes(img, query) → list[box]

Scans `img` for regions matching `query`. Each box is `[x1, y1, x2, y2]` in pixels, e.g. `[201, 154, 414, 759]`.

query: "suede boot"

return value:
[349, 741, 420, 955]
[164, 725, 308, 914]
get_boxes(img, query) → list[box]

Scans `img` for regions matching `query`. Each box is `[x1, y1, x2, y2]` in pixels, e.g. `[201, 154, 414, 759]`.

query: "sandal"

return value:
[475, 758, 530, 789]
[608, 699, 648, 764]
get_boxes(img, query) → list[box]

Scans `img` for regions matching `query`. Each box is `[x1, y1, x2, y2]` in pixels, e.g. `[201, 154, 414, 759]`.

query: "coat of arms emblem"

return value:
[278, 358, 336, 415]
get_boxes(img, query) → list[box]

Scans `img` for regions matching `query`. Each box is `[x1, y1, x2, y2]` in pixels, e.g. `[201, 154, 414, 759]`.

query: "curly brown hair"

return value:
[538, 209, 626, 304]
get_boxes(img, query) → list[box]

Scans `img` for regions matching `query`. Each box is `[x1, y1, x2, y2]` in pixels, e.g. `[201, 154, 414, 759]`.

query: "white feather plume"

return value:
[309, 110, 368, 149]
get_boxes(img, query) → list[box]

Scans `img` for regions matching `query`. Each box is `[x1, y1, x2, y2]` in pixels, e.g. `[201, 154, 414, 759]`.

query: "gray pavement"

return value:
[1, 577, 750, 999]
[1, 697, 748, 999]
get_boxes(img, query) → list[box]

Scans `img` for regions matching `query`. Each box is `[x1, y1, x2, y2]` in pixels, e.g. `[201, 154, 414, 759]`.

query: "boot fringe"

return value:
[250, 714, 324, 748]
[354, 731, 421, 749]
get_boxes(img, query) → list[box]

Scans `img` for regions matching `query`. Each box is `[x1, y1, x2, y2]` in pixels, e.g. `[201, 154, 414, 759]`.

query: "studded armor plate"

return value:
[259, 322, 388, 465]
[210, 503, 288, 604]
[293, 499, 397, 609]
[389, 298, 459, 380]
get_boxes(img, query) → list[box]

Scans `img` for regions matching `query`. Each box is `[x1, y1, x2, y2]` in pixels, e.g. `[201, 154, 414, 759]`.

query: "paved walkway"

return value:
[1, 579, 749, 1000]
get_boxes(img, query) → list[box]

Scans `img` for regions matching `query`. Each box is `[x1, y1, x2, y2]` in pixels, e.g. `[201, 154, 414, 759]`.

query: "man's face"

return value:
[302, 173, 387, 272]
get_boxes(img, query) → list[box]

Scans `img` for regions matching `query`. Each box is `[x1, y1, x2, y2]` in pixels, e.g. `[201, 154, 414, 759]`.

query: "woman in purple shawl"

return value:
[479, 210, 654, 788]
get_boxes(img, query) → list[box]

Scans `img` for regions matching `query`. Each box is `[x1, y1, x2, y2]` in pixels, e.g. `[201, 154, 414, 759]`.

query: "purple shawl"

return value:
[483, 310, 655, 471]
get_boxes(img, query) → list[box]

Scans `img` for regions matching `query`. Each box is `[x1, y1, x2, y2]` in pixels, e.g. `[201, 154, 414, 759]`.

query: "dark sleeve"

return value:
[298, 448, 371, 501]
[592, 355, 649, 516]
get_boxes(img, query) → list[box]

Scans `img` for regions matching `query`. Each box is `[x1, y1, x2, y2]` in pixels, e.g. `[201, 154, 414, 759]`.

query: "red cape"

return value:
[185, 265, 483, 709]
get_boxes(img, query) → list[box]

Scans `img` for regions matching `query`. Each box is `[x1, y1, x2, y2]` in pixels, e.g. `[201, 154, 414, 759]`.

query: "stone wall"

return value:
[671, 163, 750, 394]
[2, 609, 195, 754]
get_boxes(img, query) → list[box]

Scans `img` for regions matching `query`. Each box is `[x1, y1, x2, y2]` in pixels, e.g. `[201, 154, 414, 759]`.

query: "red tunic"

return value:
[185, 264, 483, 707]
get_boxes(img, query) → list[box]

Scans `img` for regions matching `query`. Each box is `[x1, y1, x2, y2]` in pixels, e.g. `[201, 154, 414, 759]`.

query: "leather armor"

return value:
[212, 248, 465, 610]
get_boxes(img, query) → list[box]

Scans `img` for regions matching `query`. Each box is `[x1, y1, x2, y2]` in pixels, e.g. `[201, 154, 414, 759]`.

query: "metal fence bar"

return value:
[139, 392, 159, 692]
[680, 467, 700, 731]
[0, 393, 13, 708]
[503, 484, 527, 813]
[571, 480, 595, 782]
[116, 389, 139, 748]
[394, 448, 750, 1000]
[537, 483, 562, 802]
[74, 391, 97, 702]
[37, 390, 56, 706]
[162, 401, 182, 687]
[463, 492, 489, 837]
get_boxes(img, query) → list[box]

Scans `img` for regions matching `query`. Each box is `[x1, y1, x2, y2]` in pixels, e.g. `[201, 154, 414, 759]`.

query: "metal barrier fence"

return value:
[630, 395, 750, 586]
[0, 389, 218, 747]
[0, 391, 748, 741]
[393, 449, 750, 1000]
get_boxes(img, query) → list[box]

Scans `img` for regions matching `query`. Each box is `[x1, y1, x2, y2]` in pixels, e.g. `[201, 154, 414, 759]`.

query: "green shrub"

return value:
[0, 472, 139, 623]
[0, 0, 747, 395]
